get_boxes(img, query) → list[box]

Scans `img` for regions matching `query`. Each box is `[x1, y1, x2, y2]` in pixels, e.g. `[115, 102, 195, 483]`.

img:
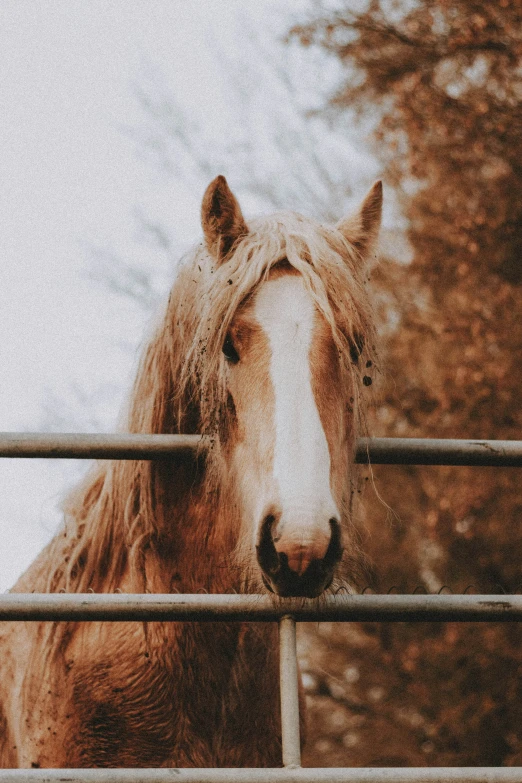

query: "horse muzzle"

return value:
[256, 513, 343, 598]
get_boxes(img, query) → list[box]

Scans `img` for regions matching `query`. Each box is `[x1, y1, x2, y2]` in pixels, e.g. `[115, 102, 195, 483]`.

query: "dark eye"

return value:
[222, 334, 239, 364]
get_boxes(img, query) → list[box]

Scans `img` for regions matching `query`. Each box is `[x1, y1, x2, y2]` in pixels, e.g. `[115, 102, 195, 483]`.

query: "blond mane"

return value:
[44, 210, 377, 595]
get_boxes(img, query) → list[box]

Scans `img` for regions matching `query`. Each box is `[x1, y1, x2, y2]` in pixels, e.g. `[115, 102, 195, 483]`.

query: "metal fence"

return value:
[1, 433, 522, 783]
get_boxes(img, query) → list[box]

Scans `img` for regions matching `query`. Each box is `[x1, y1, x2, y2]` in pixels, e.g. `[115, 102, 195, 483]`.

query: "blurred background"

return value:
[1, 0, 521, 769]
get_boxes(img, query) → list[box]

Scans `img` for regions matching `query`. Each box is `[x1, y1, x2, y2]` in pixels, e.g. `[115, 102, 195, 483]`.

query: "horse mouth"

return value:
[261, 566, 335, 599]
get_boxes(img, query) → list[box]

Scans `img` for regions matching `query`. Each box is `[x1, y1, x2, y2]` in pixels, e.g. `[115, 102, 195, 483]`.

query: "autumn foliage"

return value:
[291, 0, 522, 767]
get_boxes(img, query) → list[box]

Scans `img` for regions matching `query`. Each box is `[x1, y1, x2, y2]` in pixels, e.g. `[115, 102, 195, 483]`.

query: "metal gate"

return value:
[1, 433, 521, 783]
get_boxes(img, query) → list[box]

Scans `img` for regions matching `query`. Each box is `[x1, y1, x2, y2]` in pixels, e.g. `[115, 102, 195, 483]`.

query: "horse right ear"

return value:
[201, 176, 248, 263]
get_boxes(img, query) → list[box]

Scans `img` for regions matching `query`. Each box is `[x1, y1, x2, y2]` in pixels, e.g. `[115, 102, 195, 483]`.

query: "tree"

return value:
[291, 0, 522, 767]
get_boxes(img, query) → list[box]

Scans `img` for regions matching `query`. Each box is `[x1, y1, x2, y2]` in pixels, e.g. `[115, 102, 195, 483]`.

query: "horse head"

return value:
[196, 176, 382, 598]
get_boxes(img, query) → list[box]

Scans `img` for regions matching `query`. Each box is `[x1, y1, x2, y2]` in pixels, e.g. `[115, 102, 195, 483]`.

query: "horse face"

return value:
[225, 268, 349, 598]
[201, 175, 382, 597]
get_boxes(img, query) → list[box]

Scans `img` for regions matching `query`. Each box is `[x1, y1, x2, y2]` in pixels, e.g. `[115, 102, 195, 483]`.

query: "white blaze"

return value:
[254, 275, 338, 532]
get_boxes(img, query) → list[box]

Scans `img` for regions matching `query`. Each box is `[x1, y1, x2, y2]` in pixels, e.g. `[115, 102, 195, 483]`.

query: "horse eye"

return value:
[222, 335, 240, 364]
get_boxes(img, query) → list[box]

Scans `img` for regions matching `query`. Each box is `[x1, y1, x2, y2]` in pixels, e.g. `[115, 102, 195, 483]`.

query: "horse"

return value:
[0, 175, 382, 768]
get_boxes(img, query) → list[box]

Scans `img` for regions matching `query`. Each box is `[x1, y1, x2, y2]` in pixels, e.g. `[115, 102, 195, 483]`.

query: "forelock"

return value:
[173, 210, 377, 443]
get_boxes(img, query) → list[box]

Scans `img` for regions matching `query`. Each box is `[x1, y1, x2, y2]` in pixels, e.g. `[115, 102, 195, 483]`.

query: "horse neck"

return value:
[119, 459, 243, 595]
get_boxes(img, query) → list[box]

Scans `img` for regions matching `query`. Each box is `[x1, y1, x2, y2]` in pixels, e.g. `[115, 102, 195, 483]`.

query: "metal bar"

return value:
[1, 593, 522, 623]
[279, 616, 301, 767]
[0, 433, 203, 460]
[356, 437, 522, 467]
[0, 768, 520, 782]
[0, 433, 521, 466]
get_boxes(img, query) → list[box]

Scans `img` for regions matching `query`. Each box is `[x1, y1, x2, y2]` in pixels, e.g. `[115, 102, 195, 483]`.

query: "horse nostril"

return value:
[329, 517, 341, 539]
[324, 517, 343, 568]
[260, 514, 276, 539]
[256, 513, 280, 575]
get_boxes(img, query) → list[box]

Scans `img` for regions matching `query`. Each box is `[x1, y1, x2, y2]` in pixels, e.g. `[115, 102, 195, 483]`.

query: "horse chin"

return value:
[261, 572, 333, 599]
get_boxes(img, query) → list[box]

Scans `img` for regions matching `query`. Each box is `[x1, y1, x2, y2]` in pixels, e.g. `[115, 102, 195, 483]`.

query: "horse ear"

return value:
[201, 175, 248, 263]
[337, 181, 383, 260]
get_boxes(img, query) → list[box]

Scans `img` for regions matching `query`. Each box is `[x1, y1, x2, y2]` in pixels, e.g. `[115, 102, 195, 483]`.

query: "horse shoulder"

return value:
[0, 622, 23, 766]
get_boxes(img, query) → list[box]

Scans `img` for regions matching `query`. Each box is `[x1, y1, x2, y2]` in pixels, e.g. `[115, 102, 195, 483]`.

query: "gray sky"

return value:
[0, 1, 378, 591]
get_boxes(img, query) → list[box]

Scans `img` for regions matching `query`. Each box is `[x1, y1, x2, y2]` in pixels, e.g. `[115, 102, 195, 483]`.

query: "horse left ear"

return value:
[201, 175, 248, 263]
[337, 180, 383, 261]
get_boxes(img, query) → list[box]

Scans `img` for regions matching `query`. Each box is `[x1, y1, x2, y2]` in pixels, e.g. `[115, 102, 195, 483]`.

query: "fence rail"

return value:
[1, 433, 522, 466]
[1, 593, 521, 622]
[2, 435, 521, 779]
[0, 769, 520, 782]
